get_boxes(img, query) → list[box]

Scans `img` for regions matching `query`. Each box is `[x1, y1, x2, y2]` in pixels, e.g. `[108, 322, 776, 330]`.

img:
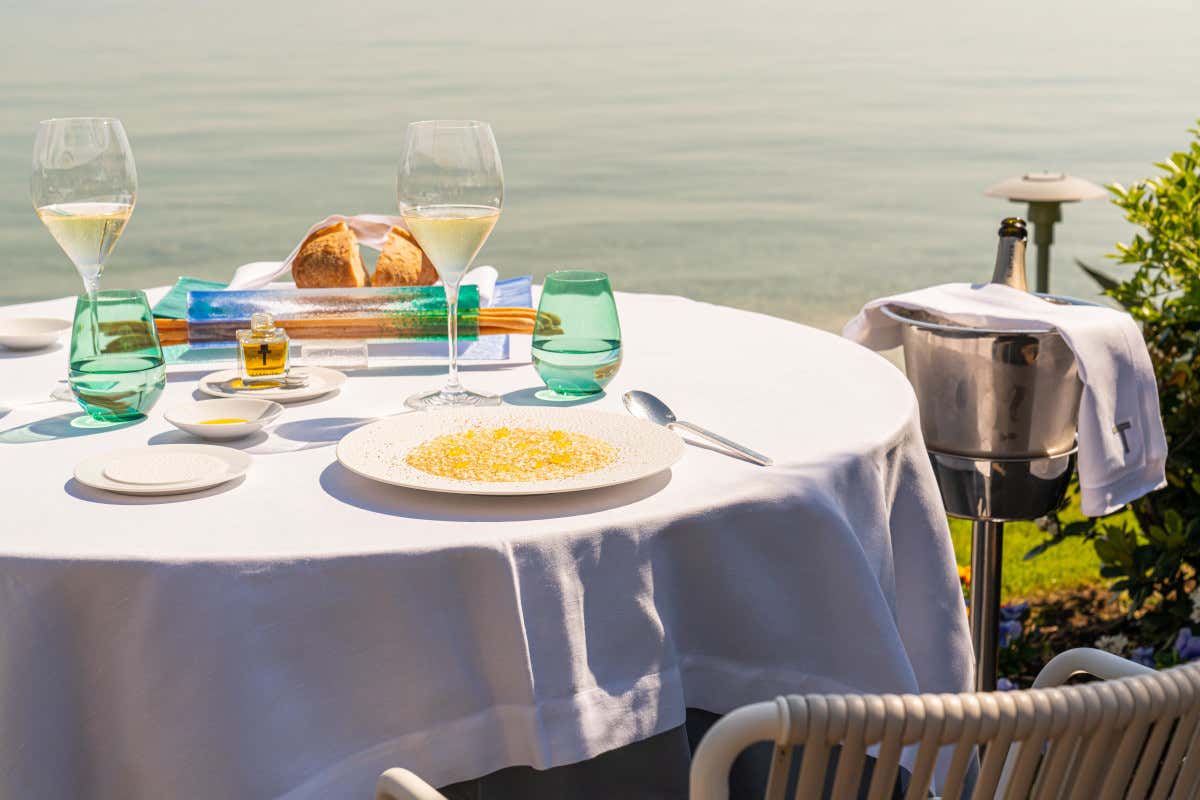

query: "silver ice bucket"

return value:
[882, 304, 1084, 459]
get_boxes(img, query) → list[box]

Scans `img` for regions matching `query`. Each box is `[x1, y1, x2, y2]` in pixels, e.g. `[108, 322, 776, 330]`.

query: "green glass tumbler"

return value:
[68, 290, 166, 422]
[533, 270, 622, 396]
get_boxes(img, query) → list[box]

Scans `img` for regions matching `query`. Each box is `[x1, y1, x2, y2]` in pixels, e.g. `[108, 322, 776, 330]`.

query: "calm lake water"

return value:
[2, 0, 1198, 330]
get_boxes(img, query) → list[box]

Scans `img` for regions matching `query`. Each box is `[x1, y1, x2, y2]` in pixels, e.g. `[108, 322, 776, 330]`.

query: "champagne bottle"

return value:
[990, 217, 1029, 291]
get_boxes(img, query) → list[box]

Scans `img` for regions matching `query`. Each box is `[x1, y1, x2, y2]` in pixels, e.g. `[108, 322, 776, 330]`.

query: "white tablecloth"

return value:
[0, 287, 972, 799]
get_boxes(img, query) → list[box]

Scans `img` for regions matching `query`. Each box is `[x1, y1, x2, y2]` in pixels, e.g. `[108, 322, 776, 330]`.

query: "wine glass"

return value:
[31, 118, 137, 299]
[397, 120, 503, 410]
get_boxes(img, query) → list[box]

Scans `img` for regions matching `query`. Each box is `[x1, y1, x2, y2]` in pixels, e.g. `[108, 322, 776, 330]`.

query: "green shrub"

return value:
[1073, 122, 1200, 647]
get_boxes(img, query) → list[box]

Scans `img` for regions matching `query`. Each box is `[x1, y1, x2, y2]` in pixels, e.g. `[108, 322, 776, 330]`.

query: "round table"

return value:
[0, 287, 972, 799]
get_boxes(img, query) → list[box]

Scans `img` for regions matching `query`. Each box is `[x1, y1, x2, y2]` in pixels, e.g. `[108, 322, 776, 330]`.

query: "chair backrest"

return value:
[689, 662, 1200, 800]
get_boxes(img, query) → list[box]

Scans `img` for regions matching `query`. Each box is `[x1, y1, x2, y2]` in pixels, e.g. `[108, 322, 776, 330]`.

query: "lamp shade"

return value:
[984, 172, 1107, 203]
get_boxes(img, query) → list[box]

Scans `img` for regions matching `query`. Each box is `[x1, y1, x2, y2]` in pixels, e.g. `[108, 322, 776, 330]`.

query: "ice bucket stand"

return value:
[882, 218, 1085, 692]
[928, 450, 1076, 691]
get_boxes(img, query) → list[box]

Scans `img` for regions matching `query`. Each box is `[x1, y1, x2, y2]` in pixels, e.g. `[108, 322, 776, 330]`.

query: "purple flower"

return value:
[999, 619, 1023, 648]
[1175, 629, 1200, 662]
[997, 677, 1018, 691]
[1001, 602, 1029, 622]
[1131, 646, 1157, 669]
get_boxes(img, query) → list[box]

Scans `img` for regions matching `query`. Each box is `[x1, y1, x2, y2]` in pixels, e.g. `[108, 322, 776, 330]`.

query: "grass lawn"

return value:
[947, 494, 1136, 601]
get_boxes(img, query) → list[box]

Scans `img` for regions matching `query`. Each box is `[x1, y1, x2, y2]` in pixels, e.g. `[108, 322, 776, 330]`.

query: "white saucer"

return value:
[0, 317, 71, 350]
[75, 444, 251, 496]
[104, 451, 229, 485]
[165, 397, 283, 440]
[198, 366, 346, 403]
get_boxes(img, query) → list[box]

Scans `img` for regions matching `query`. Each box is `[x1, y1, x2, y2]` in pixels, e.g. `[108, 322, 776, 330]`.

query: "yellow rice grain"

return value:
[404, 426, 618, 482]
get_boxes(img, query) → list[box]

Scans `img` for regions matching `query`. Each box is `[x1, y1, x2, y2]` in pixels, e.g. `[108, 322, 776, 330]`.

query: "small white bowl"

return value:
[164, 398, 283, 440]
[0, 317, 71, 350]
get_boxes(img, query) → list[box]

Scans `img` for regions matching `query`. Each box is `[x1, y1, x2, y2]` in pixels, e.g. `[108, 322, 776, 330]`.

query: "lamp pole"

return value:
[1026, 201, 1061, 294]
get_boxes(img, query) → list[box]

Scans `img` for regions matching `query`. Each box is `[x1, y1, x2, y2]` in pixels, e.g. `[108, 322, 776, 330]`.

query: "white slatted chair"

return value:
[377, 649, 1199, 800]
[377, 768, 450, 800]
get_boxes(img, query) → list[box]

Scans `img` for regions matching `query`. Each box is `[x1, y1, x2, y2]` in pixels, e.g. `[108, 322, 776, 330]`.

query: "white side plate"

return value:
[104, 451, 229, 485]
[75, 444, 252, 496]
[198, 366, 345, 403]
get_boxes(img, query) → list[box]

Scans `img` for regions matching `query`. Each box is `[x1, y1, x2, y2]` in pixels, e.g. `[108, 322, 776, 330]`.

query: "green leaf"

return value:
[1075, 260, 1122, 293]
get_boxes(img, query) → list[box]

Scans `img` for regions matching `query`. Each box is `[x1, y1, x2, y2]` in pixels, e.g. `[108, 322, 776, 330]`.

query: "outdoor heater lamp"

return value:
[984, 172, 1106, 294]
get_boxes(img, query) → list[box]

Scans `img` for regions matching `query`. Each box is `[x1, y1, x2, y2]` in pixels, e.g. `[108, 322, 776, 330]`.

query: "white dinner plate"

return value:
[336, 406, 685, 496]
[74, 444, 252, 496]
[198, 366, 346, 403]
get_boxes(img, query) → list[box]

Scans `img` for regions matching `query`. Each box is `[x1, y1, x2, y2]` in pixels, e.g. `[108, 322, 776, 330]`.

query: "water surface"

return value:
[3, 0, 1198, 330]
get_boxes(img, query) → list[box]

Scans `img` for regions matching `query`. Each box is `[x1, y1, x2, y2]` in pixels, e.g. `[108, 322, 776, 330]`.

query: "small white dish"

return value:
[165, 398, 283, 440]
[198, 366, 346, 403]
[74, 444, 251, 496]
[0, 317, 71, 350]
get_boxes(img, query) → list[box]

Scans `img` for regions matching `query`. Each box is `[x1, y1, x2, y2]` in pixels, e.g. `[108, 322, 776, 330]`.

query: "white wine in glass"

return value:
[31, 118, 137, 299]
[36, 202, 133, 282]
[401, 205, 500, 285]
[397, 120, 503, 410]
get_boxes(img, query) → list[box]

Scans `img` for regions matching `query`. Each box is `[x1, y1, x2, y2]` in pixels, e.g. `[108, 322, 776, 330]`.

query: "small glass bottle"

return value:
[237, 312, 290, 385]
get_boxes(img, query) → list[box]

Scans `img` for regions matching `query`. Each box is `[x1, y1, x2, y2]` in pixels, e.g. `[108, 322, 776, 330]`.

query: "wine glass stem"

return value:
[443, 282, 463, 397]
[83, 275, 101, 354]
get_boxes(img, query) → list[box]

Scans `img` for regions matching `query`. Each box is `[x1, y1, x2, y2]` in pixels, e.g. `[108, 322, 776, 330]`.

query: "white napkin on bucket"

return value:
[226, 214, 497, 305]
[843, 282, 1167, 517]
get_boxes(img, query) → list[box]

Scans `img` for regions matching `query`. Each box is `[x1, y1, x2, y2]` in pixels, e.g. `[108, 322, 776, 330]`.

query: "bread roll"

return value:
[372, 226, 439, 287]
[292, 222, 369, 288]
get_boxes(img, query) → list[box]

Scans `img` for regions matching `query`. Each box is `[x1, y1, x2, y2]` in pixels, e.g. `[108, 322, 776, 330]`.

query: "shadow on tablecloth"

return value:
[274, 416, 374, 443]
[0, 343, 63, 359]
[63, 474, 247, 505]
[147, 416, 377, 457]
[146, 417, 374, 456]
[0, 412, 142, 444]
[147, 429, 270, 449]
[501, 386, 606, 407]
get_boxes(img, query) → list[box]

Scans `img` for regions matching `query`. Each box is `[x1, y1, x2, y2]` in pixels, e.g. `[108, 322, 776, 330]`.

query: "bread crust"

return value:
[372, 226, 439, 287]
[292, 222, 369, 288]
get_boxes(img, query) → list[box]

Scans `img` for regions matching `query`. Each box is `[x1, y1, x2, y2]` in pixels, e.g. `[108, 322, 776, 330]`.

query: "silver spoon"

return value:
[623, 390, 773, 466]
